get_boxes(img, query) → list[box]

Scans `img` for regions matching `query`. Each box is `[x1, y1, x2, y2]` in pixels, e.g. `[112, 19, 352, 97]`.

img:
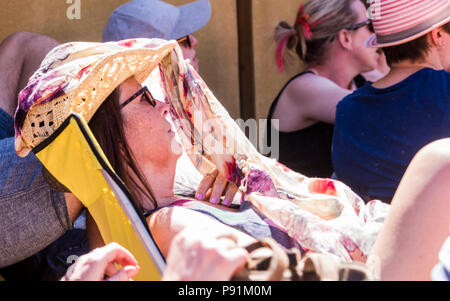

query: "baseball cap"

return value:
[102, 0, 211, 42]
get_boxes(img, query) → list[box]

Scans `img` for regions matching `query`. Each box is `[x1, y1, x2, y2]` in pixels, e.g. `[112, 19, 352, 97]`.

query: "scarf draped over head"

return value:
[157, 43, 390, 264]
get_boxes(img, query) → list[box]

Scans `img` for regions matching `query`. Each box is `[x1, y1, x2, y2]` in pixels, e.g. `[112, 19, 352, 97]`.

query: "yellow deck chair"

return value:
[33, 113, 165, 281]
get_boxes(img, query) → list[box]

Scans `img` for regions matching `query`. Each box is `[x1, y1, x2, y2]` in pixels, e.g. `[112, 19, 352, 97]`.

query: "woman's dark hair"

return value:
[383, 22, 450, 66]
[89, 87, 157, 210]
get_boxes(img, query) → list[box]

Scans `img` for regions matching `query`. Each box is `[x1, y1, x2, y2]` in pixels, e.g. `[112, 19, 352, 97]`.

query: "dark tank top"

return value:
[265, 71, 365, 178]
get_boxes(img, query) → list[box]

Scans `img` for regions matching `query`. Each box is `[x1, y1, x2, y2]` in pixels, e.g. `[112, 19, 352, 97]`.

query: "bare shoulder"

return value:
[284, 73, 346, 103]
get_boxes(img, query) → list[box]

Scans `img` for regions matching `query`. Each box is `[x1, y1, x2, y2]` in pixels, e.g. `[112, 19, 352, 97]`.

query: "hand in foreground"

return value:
[195, 167, 239, 207]
[162, 228, 248, 281]
[62, 242, 140, 281]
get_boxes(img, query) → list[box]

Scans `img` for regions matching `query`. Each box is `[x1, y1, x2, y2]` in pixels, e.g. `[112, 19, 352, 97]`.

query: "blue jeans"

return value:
[0, 108, 81, 270]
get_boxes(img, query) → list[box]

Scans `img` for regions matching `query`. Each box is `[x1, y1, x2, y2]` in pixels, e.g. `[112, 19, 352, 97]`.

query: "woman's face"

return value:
[180, 35, 199, 71]
[349, 0, 381, 72]
[119, 77, 182, 169]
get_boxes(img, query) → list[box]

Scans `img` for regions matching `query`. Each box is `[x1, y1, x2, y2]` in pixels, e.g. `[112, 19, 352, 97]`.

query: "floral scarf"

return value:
[154, 45, 390, 263]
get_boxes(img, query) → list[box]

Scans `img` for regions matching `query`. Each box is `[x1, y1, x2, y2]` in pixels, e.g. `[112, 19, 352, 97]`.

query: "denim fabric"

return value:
[0, 108, 14, 139]
[0, 229, 89, 280]
[0, 108, 72, 268]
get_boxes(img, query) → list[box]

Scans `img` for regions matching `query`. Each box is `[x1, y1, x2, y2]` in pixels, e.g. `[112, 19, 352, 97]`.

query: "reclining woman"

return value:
[14, 39, 448, 281]
[13, 39, 301, 263]
[266, 0, 388, 178]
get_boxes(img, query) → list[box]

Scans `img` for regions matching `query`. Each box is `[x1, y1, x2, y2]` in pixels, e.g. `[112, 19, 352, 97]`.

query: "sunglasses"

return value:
[176, 35, 192, 48]
[120, 86, 157, 110]
[347, 19, 374, 33]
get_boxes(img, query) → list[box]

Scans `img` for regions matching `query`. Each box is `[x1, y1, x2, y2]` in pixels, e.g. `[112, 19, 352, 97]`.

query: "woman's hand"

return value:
[195, 167, 239, 206]
[162, 228, 248, 281]
[62, 242, 139, 281]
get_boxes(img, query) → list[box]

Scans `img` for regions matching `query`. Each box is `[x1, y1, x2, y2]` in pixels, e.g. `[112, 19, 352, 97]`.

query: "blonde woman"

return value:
[267, 0, 384, 178]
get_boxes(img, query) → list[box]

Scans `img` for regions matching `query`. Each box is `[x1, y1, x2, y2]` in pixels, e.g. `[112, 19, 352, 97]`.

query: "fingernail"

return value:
[211, 197, 219, 204]
[223, 199, 231, 206]
[196, 193, 204, 201]
[125, 266, 139, 278]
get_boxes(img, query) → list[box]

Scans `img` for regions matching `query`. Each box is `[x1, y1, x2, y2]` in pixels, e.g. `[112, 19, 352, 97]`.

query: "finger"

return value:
[196, 168, 218, 201]
[107, 266, 139, 281]
[226, 248, 249, 277]
[216, 233, 238, 244]
[210, 175, 228, 204]
[98, 243, 139, 268]
[222, 183, 238, 207]
[205, 188, 212, 201]
[104, 262, 119, 277]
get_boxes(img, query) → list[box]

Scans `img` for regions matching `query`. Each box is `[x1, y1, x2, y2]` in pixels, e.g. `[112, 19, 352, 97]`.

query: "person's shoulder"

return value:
[421, 68, 450, 81]
[285, 73, 348, 101]
[440, 69, 450, 82]
[288, 72, 334, 88]
[335, 84, 372, 113]
[419, 69, 450, 95]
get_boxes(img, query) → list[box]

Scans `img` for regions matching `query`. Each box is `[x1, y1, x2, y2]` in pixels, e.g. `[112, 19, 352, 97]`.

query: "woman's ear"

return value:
[338, 30, 353, 51]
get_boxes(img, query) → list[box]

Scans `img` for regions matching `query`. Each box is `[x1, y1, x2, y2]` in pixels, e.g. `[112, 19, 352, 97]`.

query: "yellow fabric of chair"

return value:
[34, 114, 165, 281]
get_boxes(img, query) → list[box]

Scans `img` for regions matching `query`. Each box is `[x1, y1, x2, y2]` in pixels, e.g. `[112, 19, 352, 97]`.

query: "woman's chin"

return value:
[169, 140, 184, 158]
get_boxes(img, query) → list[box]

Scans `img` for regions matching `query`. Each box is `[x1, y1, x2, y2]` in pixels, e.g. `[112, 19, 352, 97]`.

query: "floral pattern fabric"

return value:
[157, 46, 390, 263]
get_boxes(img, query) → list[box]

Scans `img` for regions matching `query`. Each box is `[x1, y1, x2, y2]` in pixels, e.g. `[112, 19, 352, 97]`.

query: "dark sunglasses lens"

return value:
[178, 36, 191, 48]
[368, 22, 374, 33]
[144, 91, 156, 107]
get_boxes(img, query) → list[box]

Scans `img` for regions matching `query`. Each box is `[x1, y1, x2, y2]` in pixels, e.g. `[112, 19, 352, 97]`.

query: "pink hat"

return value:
[366, 0, 450, 48]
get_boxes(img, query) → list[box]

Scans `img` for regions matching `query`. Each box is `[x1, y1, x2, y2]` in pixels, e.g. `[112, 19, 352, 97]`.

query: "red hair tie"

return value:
[296, 4, 313, 39]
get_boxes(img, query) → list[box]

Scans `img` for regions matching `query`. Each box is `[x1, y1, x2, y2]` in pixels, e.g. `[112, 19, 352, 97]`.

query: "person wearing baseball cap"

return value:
[332, 0, 450, 203]
[103, 0, 234, 209]
[102, 0, 212, 71]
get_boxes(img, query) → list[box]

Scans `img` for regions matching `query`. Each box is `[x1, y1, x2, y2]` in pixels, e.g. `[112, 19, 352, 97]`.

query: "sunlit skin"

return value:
[119, 77, 182, 209]
[179, 35, 199, 71]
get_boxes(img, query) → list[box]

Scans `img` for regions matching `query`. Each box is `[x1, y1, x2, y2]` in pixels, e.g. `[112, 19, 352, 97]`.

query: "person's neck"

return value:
[308, 57, 359, 91]
[374, 56, 443, 89]
[138, 161, 178, 210]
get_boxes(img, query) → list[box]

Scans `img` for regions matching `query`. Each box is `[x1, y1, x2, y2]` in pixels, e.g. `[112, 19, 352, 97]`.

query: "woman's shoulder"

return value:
[283, 73, 336, 101]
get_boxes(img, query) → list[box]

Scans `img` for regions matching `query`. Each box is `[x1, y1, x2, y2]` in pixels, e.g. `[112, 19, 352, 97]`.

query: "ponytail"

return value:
[274, 21, 297, 73]
[274, 0, 359, 72]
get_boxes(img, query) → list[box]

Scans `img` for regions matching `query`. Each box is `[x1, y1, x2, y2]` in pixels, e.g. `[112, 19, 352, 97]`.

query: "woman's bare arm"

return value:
[368, 139, 450, 280]
[273, 74, 351, 132]
[148, 206, 257, 258]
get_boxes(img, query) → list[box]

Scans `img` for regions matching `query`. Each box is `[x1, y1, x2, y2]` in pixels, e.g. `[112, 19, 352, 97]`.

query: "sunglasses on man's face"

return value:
[348, 19, 374, 33]
[120, 86, 157, 110]
[176, 35, 192, 48]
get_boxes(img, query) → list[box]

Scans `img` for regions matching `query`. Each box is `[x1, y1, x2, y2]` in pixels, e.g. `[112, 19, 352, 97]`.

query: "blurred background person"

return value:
[332, 0, 450, 204]
[266, 0, 385, 178]
[102, 0, 211, 72]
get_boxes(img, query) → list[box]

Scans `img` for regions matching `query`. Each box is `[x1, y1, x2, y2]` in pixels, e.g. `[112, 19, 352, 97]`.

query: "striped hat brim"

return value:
[366, 4, 450, 48]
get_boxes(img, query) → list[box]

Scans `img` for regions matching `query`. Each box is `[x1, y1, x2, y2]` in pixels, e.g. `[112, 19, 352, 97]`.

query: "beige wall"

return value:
[167, 0, 240, 119]
[252, 0, 305, 120]
[0, 0, 240, 118]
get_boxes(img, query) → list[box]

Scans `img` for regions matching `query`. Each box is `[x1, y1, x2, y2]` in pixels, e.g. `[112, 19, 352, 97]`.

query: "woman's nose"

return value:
[189, 35, 198, 48]
[156, 101, 170, 116]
